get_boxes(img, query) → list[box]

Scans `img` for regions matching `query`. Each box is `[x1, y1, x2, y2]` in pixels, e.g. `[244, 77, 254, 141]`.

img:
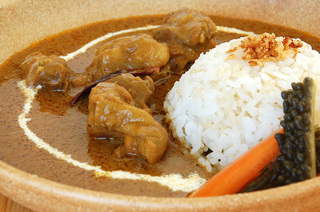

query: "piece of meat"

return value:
[107, 73, 155, 113]
[153, 8, 217, 72]
[87, 74, 168, 164]
[72, 34, 170, 87]
[87, 73, 155, 137]
[20, 52, 71, 91]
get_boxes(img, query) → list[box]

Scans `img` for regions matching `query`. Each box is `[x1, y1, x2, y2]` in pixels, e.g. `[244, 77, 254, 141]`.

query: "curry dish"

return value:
[0, 9, 319, 197]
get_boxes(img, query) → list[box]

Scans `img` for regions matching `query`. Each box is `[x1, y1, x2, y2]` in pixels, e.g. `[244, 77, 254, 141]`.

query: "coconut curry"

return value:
[0, 9, 319, 197]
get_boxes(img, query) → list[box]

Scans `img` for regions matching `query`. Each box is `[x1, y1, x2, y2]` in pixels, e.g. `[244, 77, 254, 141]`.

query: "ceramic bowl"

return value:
[0, 0, 319, 211]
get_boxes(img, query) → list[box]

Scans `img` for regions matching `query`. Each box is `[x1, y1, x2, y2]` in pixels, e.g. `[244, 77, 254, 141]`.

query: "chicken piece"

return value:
[107, 73, 155, 113]
[72, 34, 170, 87]
[87, 74, 168, 164]
[20, 52, 71, 91]
[153, 8, 217, 72]
[87, 73, 155, 137]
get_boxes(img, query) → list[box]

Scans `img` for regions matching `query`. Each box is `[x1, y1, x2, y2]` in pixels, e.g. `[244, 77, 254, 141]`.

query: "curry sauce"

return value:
[0, 14, 319, 197]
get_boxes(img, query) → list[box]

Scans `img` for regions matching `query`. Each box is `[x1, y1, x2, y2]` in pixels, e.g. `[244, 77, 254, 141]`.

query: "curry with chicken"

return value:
[0, 9, 319, 197]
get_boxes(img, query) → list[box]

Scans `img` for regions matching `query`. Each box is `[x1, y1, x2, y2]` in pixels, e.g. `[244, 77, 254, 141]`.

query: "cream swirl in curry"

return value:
[17, 22, 254, 192]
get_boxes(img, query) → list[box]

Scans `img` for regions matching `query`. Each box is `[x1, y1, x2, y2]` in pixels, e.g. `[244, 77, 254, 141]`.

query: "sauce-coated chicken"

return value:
[20, 52, 72, 91]
[153, 8, 217, 72]
[87, 74, 168, 164]
[72, 34, 170, 87]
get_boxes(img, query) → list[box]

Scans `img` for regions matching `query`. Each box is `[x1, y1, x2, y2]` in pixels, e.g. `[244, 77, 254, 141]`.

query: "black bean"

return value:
[289, 136, 296, 142]
[286, 122, 295, 131]
[293, 157, 300, 166]
[297, 102, 305, 113]
[280, 167, 287, 175]
[287, 106, 295, 113]
[286, 150, 294, 160]
[300, 163, 310, 173]
[302, 113, 310, 124]
[291, 168, 298, 180]
[278, 155, 287, 163]
[275, 133, 286, 149]
[304, 84, 312, 99]
[283, 100, 290, 113]
[280, 120, 287, 128]
[284, 142, 293, 150]
[292, 143, 297, 149]
[297, 90, 304, 100]
[284, 114, 293, 122]
[296, 153, 304, 163]
[292, 98, 299, 108]
[296, 82, 304, 90]
[297, 169, 303, 176]
[303, 116, 310, 126]
[285, 131, 293, 138]
[270, 173, 278, 182]
[275, 162, 283, 173]
[281, 146, 288, 155]
[285, 179, 293, 185]
[277, 175, 286, 183]
[295, 131, 304, 138]
[288, 94, 294, 105]
[298, 141, 305, 153]
[294, 116, 304, 130]
[283, 160, 294, 171]
[304, 102, 310, 112]
[290, 110, 299, 118]
[281, 91, 289, 99]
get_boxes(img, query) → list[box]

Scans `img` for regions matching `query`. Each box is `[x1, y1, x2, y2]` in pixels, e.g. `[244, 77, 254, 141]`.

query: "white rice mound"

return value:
[164, 36, 320, 172]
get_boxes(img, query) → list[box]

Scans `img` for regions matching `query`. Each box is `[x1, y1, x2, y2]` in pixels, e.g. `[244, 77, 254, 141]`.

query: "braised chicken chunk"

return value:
[72, 34, 170, 87]
[20, 52, 71, 91]
[107, 73, 155, 113]
[87, 74, 168, 164]
[153, 8, 217, 72]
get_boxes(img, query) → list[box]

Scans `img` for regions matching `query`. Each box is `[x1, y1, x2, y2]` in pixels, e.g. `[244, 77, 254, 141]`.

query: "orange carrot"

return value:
[188, 128, 284, 198]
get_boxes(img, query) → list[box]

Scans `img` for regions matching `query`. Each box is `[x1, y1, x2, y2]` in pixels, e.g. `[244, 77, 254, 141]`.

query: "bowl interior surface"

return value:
[0, 0, 319, 211]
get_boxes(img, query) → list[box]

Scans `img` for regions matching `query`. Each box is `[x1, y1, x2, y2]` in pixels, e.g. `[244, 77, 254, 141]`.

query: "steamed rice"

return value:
[164, 35, 320, 172]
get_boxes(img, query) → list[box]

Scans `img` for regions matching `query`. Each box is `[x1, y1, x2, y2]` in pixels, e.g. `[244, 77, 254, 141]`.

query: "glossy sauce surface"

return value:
[0, 15, 319, 197]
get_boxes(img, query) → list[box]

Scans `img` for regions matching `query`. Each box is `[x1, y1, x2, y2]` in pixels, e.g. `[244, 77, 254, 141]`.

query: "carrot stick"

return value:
[188, 128, 283, 198]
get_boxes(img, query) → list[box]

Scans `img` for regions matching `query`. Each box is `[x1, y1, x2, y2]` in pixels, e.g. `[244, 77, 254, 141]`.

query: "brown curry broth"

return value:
[0, 15, 319, 198]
